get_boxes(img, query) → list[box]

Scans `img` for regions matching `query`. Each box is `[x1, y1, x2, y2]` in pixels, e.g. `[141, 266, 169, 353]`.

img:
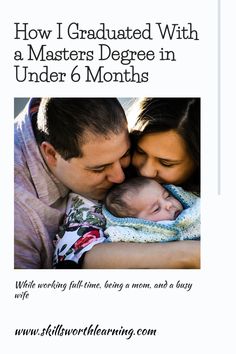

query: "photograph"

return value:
[15, 97, 200, 269]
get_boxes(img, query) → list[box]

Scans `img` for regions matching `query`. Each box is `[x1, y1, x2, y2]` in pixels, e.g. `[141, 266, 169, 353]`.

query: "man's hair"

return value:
[32, 98, 127, 160]
[105, 176, 153, 218]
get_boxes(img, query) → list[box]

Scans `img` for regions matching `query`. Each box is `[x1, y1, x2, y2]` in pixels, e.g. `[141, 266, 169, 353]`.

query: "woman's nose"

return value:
[139, 160, 157, 178]
[107, 162, 125, 184]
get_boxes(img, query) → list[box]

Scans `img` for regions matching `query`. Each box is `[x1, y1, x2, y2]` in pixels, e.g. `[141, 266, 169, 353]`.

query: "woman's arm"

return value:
[82, 240, 200, 269]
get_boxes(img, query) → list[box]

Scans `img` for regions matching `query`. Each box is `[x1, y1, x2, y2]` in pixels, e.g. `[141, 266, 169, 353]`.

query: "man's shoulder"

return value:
[15, 160, 36, 198]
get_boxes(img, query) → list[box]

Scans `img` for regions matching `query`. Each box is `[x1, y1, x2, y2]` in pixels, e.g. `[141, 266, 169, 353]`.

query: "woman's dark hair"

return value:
[32, 98, 127, 160]
[131, 98, 200, 194]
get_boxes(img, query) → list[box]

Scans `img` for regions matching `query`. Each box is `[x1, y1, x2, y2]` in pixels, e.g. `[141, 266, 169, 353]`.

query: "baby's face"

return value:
[130, 180, 183, 222]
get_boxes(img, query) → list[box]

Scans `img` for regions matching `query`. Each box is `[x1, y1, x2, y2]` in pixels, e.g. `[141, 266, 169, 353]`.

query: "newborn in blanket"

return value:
[103, 177, 200, 242]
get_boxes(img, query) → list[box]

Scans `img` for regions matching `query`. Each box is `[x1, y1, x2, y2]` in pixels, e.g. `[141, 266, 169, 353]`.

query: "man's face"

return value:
[52, 129, 131, 200]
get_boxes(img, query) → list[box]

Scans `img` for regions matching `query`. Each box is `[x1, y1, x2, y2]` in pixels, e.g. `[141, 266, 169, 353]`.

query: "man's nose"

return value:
[107, 162, 125, 184]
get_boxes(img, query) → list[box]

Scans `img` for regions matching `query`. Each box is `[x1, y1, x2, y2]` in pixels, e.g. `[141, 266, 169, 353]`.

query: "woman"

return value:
[82, 97, 200, 269]
[131, 98, 200, 194]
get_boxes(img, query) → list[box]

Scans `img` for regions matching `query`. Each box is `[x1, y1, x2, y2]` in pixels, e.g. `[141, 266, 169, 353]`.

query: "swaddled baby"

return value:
[103, 177, 200, 242]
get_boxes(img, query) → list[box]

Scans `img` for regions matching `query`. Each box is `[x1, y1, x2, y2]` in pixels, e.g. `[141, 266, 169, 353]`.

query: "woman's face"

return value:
[132, 130, 196, 185]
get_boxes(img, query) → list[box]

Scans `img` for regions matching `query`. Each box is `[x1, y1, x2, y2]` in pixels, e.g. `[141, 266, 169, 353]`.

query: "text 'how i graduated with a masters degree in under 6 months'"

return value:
[14, 22, 199, 84]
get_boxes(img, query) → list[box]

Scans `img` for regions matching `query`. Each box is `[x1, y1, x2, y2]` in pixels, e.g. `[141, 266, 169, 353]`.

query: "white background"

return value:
[1, 0, 235, 353]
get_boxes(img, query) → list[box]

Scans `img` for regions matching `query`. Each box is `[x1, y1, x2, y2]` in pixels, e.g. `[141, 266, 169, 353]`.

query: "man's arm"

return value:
[82, 240, 200, 269]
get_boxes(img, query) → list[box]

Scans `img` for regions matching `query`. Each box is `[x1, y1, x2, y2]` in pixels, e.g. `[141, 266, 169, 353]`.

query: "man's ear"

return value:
[40, 142, 59, 167]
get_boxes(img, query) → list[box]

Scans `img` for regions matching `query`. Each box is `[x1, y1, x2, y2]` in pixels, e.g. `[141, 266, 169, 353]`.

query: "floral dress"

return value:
[53, 193, 107, 267]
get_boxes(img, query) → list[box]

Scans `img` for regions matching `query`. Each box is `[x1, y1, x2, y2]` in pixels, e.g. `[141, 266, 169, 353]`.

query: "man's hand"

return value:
[82, 240, 200, 269]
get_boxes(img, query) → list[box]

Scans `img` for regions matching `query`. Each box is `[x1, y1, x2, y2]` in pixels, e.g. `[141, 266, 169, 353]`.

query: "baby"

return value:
[105, 176, 183, 222]
[103, 176, 200, 242]
[53, 177, 200, 267]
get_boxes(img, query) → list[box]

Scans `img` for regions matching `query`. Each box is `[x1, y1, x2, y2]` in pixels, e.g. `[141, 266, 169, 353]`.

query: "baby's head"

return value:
[105, 177, 183, 222]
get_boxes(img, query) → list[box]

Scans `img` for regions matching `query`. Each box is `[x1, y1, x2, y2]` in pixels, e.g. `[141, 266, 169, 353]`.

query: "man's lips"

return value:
[97, 185, 114, 192]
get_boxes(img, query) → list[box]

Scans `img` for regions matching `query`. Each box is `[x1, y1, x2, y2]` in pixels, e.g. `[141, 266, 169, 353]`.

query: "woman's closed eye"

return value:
[159, 158, 181, 167]
[159, 161, 175, 167]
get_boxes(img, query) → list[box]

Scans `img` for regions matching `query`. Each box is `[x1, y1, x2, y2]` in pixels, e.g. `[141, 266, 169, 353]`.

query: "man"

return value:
[15, 97, 200, 269]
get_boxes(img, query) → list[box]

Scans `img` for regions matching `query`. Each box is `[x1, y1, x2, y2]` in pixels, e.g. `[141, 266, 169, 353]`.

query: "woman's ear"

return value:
[40, 142, 58, 167]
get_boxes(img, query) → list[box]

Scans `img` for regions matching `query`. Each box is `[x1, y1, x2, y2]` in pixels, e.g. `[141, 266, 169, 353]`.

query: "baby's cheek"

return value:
[178, 201, 184, 210]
